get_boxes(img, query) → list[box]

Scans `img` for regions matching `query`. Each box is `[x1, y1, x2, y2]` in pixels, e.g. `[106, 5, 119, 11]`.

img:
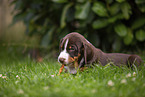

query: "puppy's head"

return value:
[58, 34, 83, 66]
[58, 32, 94, 67]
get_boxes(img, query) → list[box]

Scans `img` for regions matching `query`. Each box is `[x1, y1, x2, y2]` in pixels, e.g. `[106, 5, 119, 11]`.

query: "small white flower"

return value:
[108, 80, 114, 86]
[16, 75, 19, 78]
[15, 81, 19, 84]
[121, 79, 127, 84]
[2, 76, 6, 79]
[93, 80, 96, 82]
[0, 74, 2, 77]
[16, 75, 20, 79]
[132, 77, 136, 81]
[51, 75, 55, 77]
[43, 86, 49, 90]
[92, 89, 97, 93]
[17, 89, 24, 94]
[126, 73, 131, 78]
[133, 72, 136, 76]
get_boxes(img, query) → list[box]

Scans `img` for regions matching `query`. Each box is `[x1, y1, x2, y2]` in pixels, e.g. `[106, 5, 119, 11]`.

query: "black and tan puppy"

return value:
[58, 32, 143, 74]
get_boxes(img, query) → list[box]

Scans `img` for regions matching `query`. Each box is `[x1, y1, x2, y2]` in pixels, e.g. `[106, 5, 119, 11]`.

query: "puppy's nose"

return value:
[59, 58, 65, 63]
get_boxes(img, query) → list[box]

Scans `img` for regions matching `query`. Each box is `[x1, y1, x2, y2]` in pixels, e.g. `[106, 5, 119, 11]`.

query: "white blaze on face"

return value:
[58, 39, 70, 64]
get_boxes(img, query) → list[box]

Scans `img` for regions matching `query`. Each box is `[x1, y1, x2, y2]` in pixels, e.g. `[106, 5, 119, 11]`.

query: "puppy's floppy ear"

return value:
[59, 38, 64, 51]
[60, 38, 64, 44]
[83, 43, 94, 64]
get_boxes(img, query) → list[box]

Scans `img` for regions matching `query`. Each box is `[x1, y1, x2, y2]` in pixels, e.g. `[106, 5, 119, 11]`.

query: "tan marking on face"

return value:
[67, 53, 81, 68]
[69, 46, 71, 49]
[73, 53, 81, 61]
[68, 56, 75, 63]
[68, 53, 81, 63]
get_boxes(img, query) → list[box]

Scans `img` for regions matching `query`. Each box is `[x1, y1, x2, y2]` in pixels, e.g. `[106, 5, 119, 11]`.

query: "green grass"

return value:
[0, 47, 145, 97]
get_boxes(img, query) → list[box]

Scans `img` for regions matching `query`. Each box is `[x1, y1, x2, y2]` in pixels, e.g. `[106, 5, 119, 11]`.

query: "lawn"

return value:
[0, 47, 145, 97]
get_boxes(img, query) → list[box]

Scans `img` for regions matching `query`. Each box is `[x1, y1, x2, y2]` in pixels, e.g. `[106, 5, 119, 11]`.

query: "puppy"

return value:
[58, 32, 143, 74]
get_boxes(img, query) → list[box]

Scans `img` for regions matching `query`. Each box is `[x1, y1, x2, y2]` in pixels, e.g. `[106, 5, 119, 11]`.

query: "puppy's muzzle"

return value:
[59, 58, 65, 64]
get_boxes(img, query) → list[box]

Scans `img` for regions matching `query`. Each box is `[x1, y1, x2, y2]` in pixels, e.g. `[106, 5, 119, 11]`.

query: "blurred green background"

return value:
[0, 0, 145, 60]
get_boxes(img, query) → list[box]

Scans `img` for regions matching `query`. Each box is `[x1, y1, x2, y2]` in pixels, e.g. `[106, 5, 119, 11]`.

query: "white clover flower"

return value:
[51, 75, 55, 77]
[2, 76, 6, 79]
[15, 81, 19, 84]
[0, 74, 2, 77]
[126, 73, 131, 78]
[17, 89, 24, 94]
[133, 72, 136, 76]
[121, 79, 127, 84]
[132, 77, 136, 81]
[91, 89, 97, 93]
[16, 75, 19, 78]
[16, 75, 20, 79]
[108, 80, 114, 86]
[43, 86, 49, 90]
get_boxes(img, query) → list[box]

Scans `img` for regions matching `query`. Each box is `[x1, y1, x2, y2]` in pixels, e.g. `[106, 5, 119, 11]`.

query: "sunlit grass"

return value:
[0, 47, 145, 97]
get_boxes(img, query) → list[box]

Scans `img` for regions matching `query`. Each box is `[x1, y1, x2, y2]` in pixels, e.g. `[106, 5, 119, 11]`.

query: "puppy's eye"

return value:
[69, 46, 75, 51]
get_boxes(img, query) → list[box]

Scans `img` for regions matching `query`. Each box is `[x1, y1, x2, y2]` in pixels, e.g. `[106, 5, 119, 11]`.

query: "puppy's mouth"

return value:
[63, 61, 74, 66]
[58, 56, 80, 68]
[63, 60, 79, 74]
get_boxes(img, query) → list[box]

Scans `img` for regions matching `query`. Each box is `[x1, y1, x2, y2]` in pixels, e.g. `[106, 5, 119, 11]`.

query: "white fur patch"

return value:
[58, 39, 70, 64]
